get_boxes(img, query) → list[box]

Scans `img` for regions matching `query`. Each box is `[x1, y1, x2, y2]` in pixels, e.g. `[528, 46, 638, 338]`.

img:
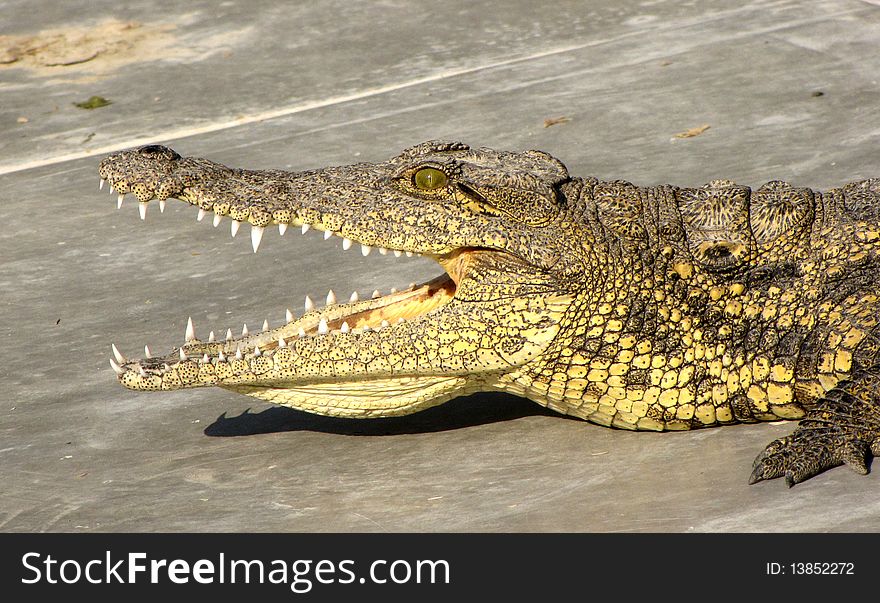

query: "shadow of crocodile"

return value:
[204, 392, 567, 437]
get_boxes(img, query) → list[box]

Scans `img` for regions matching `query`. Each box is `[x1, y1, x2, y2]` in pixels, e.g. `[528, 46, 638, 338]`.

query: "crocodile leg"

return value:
[750, 368, 880, 486]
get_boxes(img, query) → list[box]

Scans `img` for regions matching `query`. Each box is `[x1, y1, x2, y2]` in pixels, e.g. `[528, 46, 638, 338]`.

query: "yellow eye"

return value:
[413, 167, 448, 191]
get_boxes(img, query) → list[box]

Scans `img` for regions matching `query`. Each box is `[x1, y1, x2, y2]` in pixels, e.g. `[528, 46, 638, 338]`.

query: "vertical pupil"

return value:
[416, 168, 446, 190]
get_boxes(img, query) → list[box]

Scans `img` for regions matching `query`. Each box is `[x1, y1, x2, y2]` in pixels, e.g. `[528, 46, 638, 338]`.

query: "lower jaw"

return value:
[130, 269, 458, 373]
[180, 271, 473, 415]
[118, 251, 483, 391]
[234, 271, 457, 355]
[183, 248, 482, 357]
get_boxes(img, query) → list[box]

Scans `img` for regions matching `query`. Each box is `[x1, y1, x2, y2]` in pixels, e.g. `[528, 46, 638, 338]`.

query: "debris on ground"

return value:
[543, 116, 572, 128]
[672, 124, 710, 139]
[73, 95, 111, 109]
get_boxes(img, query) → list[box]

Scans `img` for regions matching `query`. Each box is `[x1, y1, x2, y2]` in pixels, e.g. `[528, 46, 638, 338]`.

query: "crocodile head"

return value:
[100, 140, 584, 417]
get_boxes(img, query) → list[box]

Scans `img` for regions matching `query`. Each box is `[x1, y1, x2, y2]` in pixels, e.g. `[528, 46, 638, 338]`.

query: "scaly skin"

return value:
[99, 141, 880, 486]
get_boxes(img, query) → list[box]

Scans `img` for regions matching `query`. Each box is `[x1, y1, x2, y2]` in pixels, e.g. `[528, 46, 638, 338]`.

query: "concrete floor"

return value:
[2, 0, 880, 532]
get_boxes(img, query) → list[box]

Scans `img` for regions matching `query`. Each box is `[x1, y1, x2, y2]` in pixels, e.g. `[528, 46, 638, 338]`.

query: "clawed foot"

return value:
[749, 426, 875, 487]
[749, 378, 880, 486]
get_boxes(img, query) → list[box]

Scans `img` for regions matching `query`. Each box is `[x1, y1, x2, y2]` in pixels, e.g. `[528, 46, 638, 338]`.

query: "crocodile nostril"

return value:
[138, 145, 181, 161]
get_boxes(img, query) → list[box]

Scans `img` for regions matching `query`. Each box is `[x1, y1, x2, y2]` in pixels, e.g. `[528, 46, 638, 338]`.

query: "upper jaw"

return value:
[98, 147, 461, 257]
[97, 145, 557, 266]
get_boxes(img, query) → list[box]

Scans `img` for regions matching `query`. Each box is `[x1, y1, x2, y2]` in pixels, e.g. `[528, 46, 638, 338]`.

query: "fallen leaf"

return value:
[543, 116, 571, 128]
[673, 124, 710, 139]
[73, 95, 111, 109]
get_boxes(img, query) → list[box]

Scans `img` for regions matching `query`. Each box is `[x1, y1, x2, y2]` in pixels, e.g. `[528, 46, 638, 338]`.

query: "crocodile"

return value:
[98, 140, 880, 486]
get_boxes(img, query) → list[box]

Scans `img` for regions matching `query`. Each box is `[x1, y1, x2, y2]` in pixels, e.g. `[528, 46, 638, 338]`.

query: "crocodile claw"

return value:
[749, 430, 871, 487]
[749, 376, 880, 486]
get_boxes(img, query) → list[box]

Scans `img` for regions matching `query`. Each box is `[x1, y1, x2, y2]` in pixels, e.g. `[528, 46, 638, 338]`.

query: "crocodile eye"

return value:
[413, 167, 448, 191]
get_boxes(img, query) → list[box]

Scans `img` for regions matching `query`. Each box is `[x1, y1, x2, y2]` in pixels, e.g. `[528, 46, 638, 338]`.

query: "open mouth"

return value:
[98, 142, 572, 416]
[100, 173, 475, 384]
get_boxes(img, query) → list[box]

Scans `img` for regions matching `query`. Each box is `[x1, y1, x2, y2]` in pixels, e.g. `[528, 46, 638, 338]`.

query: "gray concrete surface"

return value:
[2, 0, 880, 532]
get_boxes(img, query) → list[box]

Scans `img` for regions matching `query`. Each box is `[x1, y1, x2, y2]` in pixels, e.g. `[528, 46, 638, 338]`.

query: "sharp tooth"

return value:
[185, 317, 196, 342]
[179, 348, 188, 361]
[390, 287, 398, 294]
[251, 225, 264, 252]
[393, 250, 402, 257]
[372, 289, 381, 299]
[349, 291, 359, 303]
[213, 213, 222, 227]
[278, 223, 288, 236]
[362, 325, 371, 332]
[110, 185, 115, 194]
[278, 336, 287, 348]
[208, 331, 216, 343]
[405, 251, 413, 257]
[323, 230, 333, 240]
[144, 345, 152, 358]
[109, 358, 124, 374]
[286, 308, 294, 322]
[197, 208, 207, 221]
[301, 224, 311, 234]
[139, 366, 147, 377]
[253, 346, 261, 357]
[318, 318, 329, 334]
[380, 320, 390, 328]
[326, 290, 337, 305]
[226, 328, 234, 342]
[378, 247, 388, 255]
[298, 327, 306, 338]
[100, 179, 105, 190]
[262, 318, 269, 331]
[231, 220, 241, 237]
[111, 344, 126, 364]
[409, 282, 416, 290]
[138, 202, 147, 220]
[218, 350, 226, 362]
[201, 354, 210, 364]
[159, 199, 166, 213]
[235, 346, 243, 360]
[340, 321, 350, 333]
[117, 193, 125, 209]
[397, 317, 405, 324]
[342, 238, 352, 250]
[361, 244, 372, 256]
[304, 296, 315, 312]
[241, 323, 249, 337]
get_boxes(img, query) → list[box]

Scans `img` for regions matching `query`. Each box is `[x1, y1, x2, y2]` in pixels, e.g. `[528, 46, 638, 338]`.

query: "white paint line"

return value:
[0, 38, 633, 176]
